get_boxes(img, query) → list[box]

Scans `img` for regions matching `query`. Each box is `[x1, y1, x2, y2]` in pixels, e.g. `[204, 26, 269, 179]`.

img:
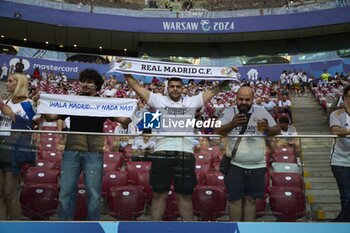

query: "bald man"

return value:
[216, 86, 280, 221]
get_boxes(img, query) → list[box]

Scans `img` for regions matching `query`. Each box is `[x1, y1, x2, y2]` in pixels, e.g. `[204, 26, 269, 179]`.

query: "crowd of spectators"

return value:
[63, 0, 317, 12]
[18, 67, 349, 134]
[3, 65, 350, 221]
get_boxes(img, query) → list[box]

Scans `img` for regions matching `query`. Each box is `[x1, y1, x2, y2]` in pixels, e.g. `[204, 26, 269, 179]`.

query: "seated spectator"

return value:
[131, 128, 155, 159]
[114, 121, 138, 150]
[278, 93, 293, 122]
[262, 95, 276, 114]
[103, 83, 117, 97]
[116, 85, 126, 98]
[272, 116, 301, 157]
[255, 97, 263, 106]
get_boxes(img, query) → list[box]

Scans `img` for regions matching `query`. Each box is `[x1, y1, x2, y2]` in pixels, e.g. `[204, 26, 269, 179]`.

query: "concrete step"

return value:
[305, 182, 338, 190]
[302, 163, 331, 167]
[302, 158, 330, 164]
[302, 148, 331, 153]
[303, 171, 333, 177]
[311, 203, 341, 211]
[306, 195, 339, 203]
[300, 144, 333, 147]
[309, 210, 339, 221]
[301, 143, 332, 148]
[304, 177, 336, 183]
[303, 167, 332, 172]
[305, 189, 339, 196]
[302, 154, 330, 159]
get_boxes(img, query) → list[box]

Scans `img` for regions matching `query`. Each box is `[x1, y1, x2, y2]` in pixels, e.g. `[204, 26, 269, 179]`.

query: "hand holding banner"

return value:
[37, 94, 137, 118]
[109, 57, 240, 81]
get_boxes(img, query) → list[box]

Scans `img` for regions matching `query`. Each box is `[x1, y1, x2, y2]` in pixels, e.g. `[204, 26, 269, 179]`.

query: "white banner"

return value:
[109, 57, 239, 81]
[37, 94, 137, 118]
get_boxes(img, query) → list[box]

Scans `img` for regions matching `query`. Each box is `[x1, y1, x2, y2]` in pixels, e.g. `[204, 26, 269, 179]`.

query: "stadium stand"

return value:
[1, 0, 350, 223]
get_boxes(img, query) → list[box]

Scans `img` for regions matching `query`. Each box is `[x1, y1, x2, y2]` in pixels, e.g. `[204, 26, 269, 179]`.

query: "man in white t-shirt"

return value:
[262, 96, 276, 114]
[278, 94, 293, 122]
[124, 72, 236, 221]
[329, 85, 350, 222]
[216, 86, 280, 222]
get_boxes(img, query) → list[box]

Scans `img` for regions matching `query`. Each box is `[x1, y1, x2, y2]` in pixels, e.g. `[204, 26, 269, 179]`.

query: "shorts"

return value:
[224, 164, 266, 201]
[0, 162, 21, 175]
[293, 83, 301, 89]
[149, 151, 197, 195]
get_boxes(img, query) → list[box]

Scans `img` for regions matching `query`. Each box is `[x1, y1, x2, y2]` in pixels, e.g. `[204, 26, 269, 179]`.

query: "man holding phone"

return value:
[216, 86, 280, 221]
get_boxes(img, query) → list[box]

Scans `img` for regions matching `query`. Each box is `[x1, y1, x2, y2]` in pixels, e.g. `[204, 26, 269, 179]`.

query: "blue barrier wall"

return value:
[1, 222, 350, 233]
[1, 54, 349, 82]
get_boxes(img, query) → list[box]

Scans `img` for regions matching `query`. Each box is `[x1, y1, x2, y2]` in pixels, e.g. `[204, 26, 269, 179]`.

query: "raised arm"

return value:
[202, 80, 230, 104]
[202, 67, 238, 104]
[124, 74, 151, 102]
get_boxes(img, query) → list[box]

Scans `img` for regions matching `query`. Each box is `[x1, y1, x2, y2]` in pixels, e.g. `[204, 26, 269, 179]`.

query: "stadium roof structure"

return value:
[0, 1, 350, 56]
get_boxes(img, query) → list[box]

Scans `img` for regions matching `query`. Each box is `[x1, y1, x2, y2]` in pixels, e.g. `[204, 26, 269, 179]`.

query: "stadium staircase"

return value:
[291, 94, 340, 221]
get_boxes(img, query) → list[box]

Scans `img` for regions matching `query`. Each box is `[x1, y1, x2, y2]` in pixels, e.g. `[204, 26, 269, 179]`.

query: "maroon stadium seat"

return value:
[125, 161, 151, 184]
[103, 151, 123, 168]
[102, 170, 129, 197]
[107, 185, 146, 220]
[74, 184, 88, 220]
[195, 163, 211, 183]
[35, 159, 57, 170]
[256, 197, 267, 218]
[204, 170, 226, 190]
[273, 146, 295, 156]
[270, 172, 304, 190]
[269, 186, 306, 221]
[272, 151, 297, 163]
[122, 144, 133, 161]
[103, 161, 120, 172]
[162, 188, 180, 221]
[40, 135, 61, 146]
[24, 167, 59, 184]
[192, 185, 227, 221]
[20, 183, 59, 220]
[194, 153, 212, 165]
[209, 146, 224, 162]
[134, 171, 152, 204]
[38, 150, 62, 165]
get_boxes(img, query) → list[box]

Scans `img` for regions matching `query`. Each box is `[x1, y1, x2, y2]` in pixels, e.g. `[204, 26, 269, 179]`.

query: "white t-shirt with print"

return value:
[329, 109, 350, 167]
[220, 105, 277, 169]
[148, 92, 203, 153]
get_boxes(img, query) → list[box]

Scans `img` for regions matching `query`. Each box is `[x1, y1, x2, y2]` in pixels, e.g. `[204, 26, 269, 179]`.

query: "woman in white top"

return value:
[0, 73, 36, 220]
